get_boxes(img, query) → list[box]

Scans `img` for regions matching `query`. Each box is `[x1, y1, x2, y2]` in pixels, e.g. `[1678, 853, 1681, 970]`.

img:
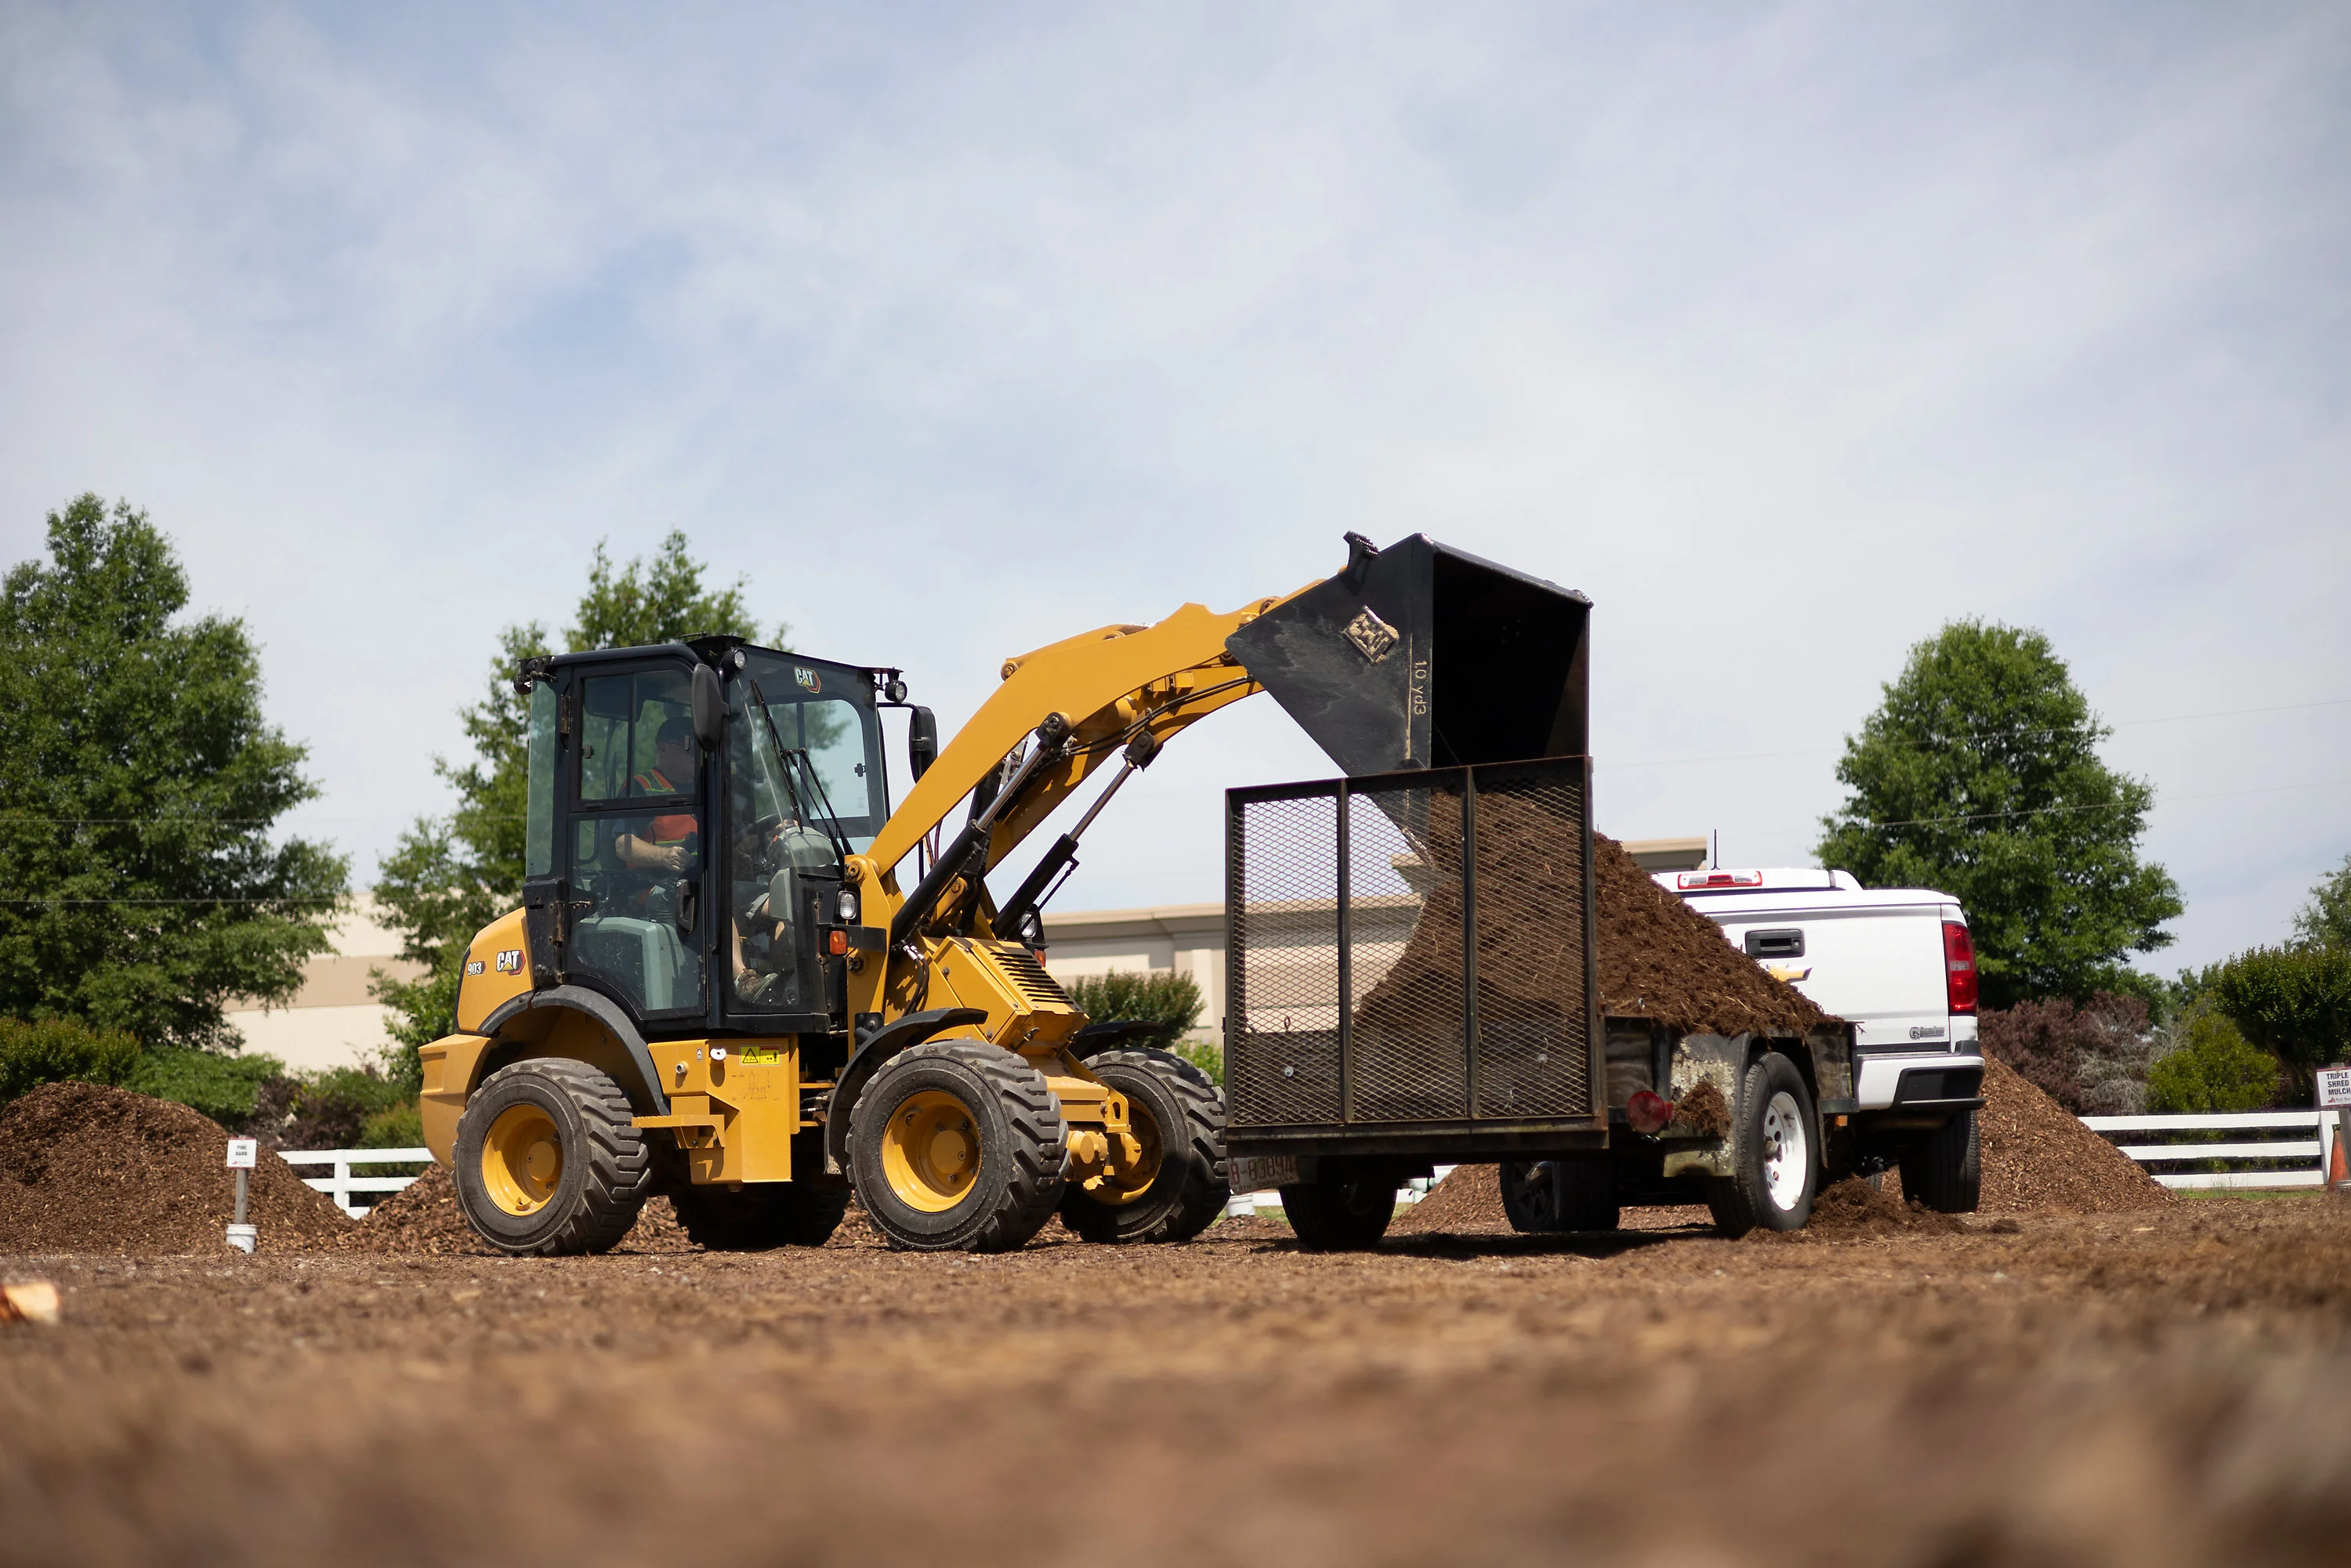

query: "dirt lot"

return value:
[5, 1195, 2349, 1567]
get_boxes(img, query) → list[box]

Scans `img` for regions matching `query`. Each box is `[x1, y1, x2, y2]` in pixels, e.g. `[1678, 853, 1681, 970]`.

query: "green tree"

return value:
[373, 533, 774, 1073]
[0, 497, 347, 1048]
[2144, 1004, 2278, 1114]
[1817, 621, 2181, 1009]
[2294, 853, 2351, 951]
[2206, 945, 2351, 1106]
[1063, 969, 1215, 1082]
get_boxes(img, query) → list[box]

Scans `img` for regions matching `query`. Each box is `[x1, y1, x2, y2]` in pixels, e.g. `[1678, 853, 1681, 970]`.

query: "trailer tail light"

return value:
[1943, 921, 1978, 1015]
[1676, 871, 1765, 889]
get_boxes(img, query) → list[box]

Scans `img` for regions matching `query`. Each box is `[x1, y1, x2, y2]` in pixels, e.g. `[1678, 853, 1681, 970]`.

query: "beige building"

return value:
[1037, 904, 1226, 1043]
[239, 835, 1704, 1071]
[225, 896, 423, 1073]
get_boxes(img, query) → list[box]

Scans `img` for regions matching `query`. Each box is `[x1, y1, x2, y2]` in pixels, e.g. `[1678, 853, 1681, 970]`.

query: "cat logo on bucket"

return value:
[495, 949, 523, 975]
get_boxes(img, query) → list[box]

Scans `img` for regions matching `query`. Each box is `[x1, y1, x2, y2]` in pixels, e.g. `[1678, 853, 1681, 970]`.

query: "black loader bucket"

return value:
[1226, 533, 1590, 776]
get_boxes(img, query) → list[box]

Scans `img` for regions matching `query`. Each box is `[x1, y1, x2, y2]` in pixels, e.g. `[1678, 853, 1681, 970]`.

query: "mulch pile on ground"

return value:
[1965, 1055, 2172, 1215]
[1390, 1165, 1507, 1234]
[1804, 1176, 1963, 1237]
[0, 1083, 350, 1254]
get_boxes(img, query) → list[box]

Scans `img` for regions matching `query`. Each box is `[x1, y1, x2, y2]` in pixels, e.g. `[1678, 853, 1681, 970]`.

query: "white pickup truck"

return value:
[1657, 866, 1986, 1211]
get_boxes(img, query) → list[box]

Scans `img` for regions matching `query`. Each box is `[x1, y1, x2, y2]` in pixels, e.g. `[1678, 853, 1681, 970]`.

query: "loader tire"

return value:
[1500, 1159, 1621, 1233]
[1898, 1110, 1981, 1214]
[1280, 1162, 1396, 1251]
[668, 1183, 852, 1249]
[848, 1040, 1067, 1253]
[1059, 1048, 1229, 1244]
[1706, 1052, 1819, 1239]
[454, 1058, 652, 1257]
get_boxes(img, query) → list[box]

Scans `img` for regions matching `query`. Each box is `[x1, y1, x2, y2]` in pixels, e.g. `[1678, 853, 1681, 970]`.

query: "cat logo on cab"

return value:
[495, 949, 523, 974]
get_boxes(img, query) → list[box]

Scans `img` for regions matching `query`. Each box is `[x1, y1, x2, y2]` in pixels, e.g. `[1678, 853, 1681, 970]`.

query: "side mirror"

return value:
[691, 664, 724, 751]
[907, 705, 939, 781]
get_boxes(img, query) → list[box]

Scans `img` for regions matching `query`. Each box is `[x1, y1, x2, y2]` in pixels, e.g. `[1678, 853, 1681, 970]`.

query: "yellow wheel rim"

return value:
[879, 1089, 982, 1213]
[1089, 1097, 1165, 1208]
[480, 1103, 563, 1216]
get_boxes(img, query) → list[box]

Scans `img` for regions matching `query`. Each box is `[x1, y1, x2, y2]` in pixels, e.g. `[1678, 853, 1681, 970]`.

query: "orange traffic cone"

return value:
[2330, 1116, 2350, 1195]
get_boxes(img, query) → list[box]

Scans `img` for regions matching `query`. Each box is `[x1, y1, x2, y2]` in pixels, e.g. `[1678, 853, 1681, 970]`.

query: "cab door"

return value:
[715, 670, 839, 1034]
[558, 659, 710, 1027]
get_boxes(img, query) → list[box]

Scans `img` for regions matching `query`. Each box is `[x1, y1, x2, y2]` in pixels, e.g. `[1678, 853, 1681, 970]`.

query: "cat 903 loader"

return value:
[418, 531, 1592, 1253]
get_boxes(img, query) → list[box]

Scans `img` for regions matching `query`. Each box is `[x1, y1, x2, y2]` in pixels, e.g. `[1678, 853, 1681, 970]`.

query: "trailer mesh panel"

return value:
[1226, 757, 1598, 1135]
[1226, 791, 1344, 1128]
[1470, 766, 1592, 1118]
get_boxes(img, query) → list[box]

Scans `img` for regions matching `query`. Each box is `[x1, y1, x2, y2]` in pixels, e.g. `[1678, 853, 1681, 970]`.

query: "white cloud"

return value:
[2, 0, 2345, 971]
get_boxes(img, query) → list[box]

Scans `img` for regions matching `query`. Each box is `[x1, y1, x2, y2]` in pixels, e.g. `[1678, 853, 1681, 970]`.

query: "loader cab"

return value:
[517, 640, 891, 1041]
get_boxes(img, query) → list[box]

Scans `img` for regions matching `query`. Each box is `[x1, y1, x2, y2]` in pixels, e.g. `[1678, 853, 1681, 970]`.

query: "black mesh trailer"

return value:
[1223, 757, 1605, 1158]
[1216, 532, 1605, 1247]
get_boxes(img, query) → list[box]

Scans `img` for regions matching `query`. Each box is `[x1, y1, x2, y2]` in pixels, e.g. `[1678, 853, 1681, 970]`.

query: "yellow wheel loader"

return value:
[418, 531, 1592, 1254]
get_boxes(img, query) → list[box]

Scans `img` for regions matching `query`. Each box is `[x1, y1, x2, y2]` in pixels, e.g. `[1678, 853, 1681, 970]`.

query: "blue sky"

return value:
[3, 2, 2346, 975]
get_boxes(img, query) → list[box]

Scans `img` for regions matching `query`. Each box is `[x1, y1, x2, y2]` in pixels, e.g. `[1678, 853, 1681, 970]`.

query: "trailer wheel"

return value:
[668, 1183, 851, 1249]
[848, 1040, 1067, 1253]
[1706, 1053, 1818, 1237]
[453, 1058, 653, 1256]
[1898, 1109, 1981, 1213]
[1280, 1163, 1396, 1251]
[1499, 1160, 1621, 1233]
[1059, 1048, 1229, 1244]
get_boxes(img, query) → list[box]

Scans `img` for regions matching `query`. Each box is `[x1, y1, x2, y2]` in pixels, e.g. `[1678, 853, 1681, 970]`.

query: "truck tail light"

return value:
[1675, 871, 1764, 889]
[1943, 921, 1978, 1015]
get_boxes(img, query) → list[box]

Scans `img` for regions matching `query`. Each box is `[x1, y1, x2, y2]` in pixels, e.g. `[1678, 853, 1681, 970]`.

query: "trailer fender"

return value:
[822, 1008, 991, 1175]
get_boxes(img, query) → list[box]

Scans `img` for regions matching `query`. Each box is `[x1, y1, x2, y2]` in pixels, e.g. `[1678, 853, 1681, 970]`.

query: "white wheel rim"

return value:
[1760, 1090, 1809, 1211]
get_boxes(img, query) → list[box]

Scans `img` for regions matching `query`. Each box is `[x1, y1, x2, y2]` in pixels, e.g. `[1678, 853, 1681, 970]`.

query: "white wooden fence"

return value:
[277, 1147, 431, 1219]
[287, 1115, 2342, 1226]
[2081, 1112, 2340, 1191]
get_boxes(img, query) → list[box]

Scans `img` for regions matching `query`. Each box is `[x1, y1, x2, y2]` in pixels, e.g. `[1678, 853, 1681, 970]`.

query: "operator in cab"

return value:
[616, 715, 700, 875]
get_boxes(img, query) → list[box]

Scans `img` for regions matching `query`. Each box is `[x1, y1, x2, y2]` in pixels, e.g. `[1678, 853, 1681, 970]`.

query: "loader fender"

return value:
[475, 986, 672, 1118]
[823, 1007, 990, 1176]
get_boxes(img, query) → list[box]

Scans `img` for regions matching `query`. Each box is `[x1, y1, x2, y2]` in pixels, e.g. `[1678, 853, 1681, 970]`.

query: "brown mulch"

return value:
[1357, 813, 1826, 1051]
[335, 1161, 887, 1255]
[1969, 1055, 2172, 1215]
[0, 1083, 351, 1254]
[1390, 1164, 1506, 1234]
[1589, 831, 1827, 1037]
[1805, 1176, 1964, 1236]
[1392, 1054, 2174, 1237]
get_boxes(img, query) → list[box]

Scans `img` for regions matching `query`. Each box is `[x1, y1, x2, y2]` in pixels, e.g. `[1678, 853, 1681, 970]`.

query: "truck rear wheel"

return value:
[1280, 1163, 1396, 1251]
[1500, 1159, 1621, 1233]
[1706, 1052, 1818, 1237]
[454, 1058, 653, 1256]
[668, 1182, 852, 1249]
[848, 1041, 1067, 1253]
[1059, 1048, 1229, 1244]
[1899, 1109, 1982, 1213]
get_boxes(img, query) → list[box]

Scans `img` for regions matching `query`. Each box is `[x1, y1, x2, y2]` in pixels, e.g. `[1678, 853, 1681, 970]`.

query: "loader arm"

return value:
[863, 591, 1312, 887]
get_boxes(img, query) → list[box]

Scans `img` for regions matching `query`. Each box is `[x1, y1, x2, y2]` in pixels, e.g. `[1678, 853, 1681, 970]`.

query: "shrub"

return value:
[1978, 991, 2152, 1115]
[0, 1016, 142, 1103]
[2208, 945, 2351, 1105]
[1063, 969, 1206, 1056]
[1171, 1039, 1224, 1087]
[358, 1101, 426, 1153]
[2146, 1005, 2279, 1114]
[128, 1046, 289, 1128]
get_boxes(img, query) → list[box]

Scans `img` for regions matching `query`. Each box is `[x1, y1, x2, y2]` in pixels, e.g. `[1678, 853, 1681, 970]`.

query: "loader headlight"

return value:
[836, 889, 860, 923]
